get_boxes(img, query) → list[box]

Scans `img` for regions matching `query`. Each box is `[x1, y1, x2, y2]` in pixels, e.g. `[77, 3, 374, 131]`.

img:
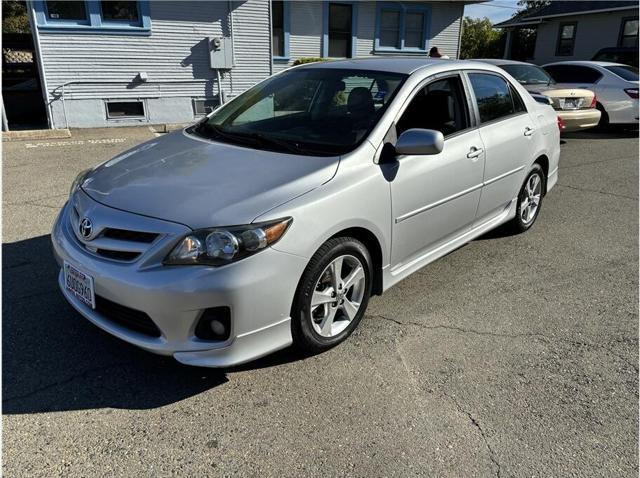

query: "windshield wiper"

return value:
[244, 133, 306, 155]
[196, 123, 256, 147]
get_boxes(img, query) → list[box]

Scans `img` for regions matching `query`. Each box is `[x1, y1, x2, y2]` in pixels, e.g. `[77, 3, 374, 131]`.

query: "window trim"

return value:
[271, 0, 290, 62]
[322, 1, 358, 59]
[34, 1, 151, 34]
[463, 70, 529, 128]
[555, 21, 577, 57]
[374, 2, 431, 54]
[618, 16, 639, 48]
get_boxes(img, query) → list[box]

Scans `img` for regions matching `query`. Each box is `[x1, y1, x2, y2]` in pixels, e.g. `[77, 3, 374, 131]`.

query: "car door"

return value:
[389, 73, 485, 271]
[465, 71, 535, 223]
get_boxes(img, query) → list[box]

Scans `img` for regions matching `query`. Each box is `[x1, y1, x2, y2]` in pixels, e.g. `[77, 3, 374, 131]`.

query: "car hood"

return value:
[81, 130, 339, 229]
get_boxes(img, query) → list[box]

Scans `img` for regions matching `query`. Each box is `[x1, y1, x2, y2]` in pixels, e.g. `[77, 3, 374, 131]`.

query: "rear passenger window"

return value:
[468, 73, 518, 124]
[543, 65, 603, 84]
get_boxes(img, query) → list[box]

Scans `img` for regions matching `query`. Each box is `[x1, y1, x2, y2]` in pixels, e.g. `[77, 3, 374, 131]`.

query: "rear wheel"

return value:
[291, 237, 372, 353]
[508, 164, 545, 233]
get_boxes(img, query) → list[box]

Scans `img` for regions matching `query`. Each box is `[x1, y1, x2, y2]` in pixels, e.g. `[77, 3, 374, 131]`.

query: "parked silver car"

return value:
[53, 58, 561, 367]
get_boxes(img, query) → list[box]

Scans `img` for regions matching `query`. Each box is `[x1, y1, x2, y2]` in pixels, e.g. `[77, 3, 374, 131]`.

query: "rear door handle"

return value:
[467, 147, 484, 159]
[524, 127, 534, 136]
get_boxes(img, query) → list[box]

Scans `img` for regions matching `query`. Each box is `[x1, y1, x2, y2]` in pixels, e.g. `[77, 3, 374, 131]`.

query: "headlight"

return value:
[69, 168, 91, 198]
[164, 217, 292, 266]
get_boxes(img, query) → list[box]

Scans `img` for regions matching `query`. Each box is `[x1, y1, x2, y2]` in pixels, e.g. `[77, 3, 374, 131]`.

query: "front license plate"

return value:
[64, 261, 95, 309]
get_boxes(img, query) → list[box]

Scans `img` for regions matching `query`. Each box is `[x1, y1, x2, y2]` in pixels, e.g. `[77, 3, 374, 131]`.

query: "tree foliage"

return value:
[459, 17, 505, 59]
[2, 0, 30, 34]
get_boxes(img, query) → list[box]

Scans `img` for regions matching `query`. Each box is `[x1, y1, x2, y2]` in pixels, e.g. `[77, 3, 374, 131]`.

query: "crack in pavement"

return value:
[444, 391, 502, 478]
[2, 362, 129, 404]
[371, 315, 638, 372]
[555, 183, 638, 201]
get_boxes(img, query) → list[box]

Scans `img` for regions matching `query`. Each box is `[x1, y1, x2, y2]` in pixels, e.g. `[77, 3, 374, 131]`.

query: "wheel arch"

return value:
[533, 154, 549, 194]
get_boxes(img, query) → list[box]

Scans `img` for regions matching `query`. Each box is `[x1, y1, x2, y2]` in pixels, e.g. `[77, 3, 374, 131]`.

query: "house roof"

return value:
[494, 1, 638, 28]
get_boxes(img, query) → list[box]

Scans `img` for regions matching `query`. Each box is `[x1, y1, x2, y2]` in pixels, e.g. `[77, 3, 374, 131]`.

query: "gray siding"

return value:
[39, 0, 270, 128]
[532, 11, 634, 64]
[274, 1, 464, 71]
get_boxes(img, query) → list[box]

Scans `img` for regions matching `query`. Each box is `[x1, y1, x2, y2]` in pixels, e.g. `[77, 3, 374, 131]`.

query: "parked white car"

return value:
[543, 61, 639, 127]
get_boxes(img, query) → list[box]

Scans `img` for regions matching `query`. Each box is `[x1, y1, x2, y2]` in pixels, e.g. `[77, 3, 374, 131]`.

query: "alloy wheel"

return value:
[520, 173, 542, 225]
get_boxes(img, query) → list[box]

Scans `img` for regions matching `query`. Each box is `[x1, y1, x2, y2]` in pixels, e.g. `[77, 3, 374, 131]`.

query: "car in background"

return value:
[543, 61, 639, 127]
[475, 59, 600, 132]
[592, 47, 639, 68]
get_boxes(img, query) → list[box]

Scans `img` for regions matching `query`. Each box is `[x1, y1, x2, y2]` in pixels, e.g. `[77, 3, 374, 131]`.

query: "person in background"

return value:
[429, 46, 450, 59]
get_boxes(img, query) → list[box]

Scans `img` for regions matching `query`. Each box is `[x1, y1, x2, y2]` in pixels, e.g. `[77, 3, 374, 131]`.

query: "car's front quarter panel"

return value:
[255, 141, 392, 273]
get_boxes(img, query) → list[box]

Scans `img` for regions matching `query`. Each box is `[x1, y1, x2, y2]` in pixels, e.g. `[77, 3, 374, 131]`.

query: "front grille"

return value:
[95, 295, 161, 338]
[95, 249, 141, 261]
[101, 228, 158, 243]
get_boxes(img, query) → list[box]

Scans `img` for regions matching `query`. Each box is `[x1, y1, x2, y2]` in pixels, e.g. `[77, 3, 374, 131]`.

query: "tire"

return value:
[291, 237, 373, 353]
[596, 102, 610, 129]
[508, 163, 545, 233]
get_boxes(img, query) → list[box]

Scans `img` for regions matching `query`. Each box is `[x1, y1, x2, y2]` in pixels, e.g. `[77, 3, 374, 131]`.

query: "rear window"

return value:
[544, 65, 603, 84]
[604, 65, 639, 81]
[468, 73, 519, 124]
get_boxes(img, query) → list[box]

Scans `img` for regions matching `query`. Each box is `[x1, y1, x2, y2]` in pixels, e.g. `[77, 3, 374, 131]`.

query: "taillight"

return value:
[557, 116, 565, 131]
[624, 88, 639, 99]
[590, 95, 597, 108]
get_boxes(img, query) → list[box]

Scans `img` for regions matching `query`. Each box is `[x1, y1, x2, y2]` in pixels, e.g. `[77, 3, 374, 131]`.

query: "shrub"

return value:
[292, 57, 328, 66]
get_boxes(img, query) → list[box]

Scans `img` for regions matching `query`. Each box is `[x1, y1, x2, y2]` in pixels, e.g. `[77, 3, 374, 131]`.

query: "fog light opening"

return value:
[209, 319, 226, 336]
[195, 307, 231, 341]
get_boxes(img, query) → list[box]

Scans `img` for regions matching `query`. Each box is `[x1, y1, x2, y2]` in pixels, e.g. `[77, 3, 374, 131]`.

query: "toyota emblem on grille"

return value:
[79, 217, 93, 239]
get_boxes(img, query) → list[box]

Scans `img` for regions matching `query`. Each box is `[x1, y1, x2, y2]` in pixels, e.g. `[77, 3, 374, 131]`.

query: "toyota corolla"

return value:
[52, 58, 561, 367]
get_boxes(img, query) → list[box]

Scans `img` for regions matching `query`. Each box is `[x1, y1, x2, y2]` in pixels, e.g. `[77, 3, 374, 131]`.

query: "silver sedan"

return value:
[52, 58, 561, 367]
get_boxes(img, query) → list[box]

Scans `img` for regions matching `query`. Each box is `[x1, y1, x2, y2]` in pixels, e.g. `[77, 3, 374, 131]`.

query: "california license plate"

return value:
[561, 98, 581, 110]
[64, 261, 95, 309]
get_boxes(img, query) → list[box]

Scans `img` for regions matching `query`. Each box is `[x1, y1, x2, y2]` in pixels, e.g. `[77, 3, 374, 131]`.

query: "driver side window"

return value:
[396, 75, 470, 137]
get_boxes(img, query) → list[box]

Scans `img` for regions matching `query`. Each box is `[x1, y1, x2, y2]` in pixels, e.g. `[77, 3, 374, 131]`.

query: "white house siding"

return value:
[531, 11, 636, 65]
[38, 0, 271, 128]
[429, 2, 464, 59]
[273, 1, 464, 72]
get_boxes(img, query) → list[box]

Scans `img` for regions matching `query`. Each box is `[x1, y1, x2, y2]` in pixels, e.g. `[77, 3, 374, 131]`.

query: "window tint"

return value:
[556, 23, 577, 56]
[101, 1, 139, 21]
[272, 0, 285, 56]
[544, 65, 603, 84]
[468, 73, 517, 124]
[605, 65, 639, 81]
[45, 1, 87, 20]
[328, 3, 352, 58]
[397, 76, 469, 137]
[510, 85, 527, 113]
[619, 18, 639, 48]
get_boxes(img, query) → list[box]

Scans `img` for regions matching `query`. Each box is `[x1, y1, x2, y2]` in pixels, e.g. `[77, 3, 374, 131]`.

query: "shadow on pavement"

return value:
[2, 235, 303, 415]
[563, 126, 639, 140]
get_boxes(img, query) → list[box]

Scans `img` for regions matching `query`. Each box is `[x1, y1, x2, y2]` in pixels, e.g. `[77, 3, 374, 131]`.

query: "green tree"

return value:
[2, 0, 30, 34]
[459, 17, 505, 59]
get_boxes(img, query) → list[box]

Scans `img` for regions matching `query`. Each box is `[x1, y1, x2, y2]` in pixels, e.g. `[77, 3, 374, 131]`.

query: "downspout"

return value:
[267, 0, 273, 75]
[27, 1, 53, 129]
[456, 12, 464, 59]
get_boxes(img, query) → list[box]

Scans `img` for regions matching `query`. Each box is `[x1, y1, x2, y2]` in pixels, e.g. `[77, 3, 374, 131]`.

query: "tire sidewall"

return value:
[293, 238, 373, 350]
[515, 164, 545, 232]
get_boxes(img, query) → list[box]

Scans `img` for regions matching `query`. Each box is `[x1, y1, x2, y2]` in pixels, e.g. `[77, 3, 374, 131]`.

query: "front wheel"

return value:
[291, 237, 373, 353]
[508, 164, 545, 233]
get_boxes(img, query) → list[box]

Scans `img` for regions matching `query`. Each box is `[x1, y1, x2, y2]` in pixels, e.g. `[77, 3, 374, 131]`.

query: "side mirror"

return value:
[395, 128, 444, 156]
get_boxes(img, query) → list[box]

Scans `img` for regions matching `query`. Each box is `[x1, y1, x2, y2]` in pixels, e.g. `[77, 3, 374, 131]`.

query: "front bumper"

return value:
[557, 109, 601, 132]
[52, 194, 308, 367]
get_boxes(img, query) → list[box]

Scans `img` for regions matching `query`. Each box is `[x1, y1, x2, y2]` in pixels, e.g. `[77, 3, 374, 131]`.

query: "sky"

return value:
[463, 0, 522, 23]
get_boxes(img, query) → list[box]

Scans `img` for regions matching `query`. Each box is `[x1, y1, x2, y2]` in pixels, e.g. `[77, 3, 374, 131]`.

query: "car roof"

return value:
[471, 59, 538, 67]
[543, 60, 628, 67]
[294, 57, 497, 75]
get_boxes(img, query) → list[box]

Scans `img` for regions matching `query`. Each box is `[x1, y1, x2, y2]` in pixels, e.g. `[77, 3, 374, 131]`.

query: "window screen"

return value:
[272, 1, 285, 56]
[328, 3, 352, 58]
[556, 23, 577, 56]
[45, 1, 87, 20]
[379, 10, 400, 48]
[100, 1, 139, 21]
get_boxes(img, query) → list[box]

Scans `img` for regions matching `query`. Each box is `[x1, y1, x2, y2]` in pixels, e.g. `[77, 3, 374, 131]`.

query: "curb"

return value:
[2, 129, 72, 142]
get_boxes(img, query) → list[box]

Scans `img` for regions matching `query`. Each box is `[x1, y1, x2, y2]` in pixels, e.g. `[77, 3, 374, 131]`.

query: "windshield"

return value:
[190, 68, 407, 156]
[501, 64, 554, 86]
[604, 65, 639, 82]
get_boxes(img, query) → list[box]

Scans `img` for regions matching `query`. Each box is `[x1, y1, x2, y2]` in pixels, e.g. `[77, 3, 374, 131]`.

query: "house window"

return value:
[619, 17, 638, 48]
[100, 1, 140, 22]
[34, 1, 151, 33]
[106, 100, 145, 119]
[375, 3, 429, 52]
[328, 3, 353, 58]
[45, 1, 88, 21]
[272, 0, 289, 59]
[556, 22, 577, 56]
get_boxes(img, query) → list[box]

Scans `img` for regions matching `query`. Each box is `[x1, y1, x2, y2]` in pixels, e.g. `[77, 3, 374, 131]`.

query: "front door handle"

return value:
[524, 127, 534, 136]
[467, 147, 484, 159]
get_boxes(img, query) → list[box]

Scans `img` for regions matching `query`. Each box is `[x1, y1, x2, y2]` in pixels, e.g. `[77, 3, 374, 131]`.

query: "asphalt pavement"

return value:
[3, 126, 638, 477]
